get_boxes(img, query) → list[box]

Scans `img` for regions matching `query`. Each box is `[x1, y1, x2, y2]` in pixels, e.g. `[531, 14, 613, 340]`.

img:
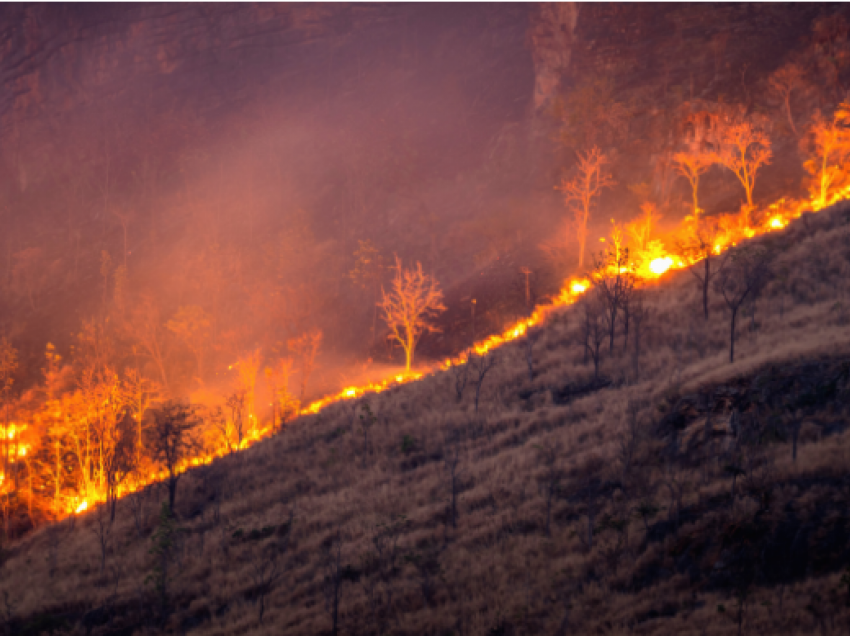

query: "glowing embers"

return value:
[75, 500, 88, 514]
[571, 280, 588, 294]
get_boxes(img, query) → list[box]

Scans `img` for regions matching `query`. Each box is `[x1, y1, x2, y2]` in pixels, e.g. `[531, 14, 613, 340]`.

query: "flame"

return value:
[33, 175, 850, 523]
[649, 257, 673, 276]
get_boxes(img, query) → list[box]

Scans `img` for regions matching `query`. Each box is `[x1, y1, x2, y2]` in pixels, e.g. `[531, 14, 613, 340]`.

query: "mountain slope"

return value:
[5, 202, 850, 635]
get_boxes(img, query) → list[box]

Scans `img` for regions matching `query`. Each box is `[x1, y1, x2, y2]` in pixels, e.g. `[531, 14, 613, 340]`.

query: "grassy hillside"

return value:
[5, 202, 850, 635]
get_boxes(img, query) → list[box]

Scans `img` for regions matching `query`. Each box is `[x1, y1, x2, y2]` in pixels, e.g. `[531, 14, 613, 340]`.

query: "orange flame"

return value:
[54, 183, 849, 521]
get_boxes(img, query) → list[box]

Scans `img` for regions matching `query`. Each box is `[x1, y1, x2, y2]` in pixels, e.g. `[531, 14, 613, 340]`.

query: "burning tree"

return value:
[233, 348, 262, 430]
[379, 257, 446, 372]
[717, 121, 772, 211]
[0, 338, 18, 487]
[627, 202, 662, 252]
[713, 246, 773, 363]
[674, 149, 716, 221]
[73, 365, 134, 520]
[803, 104, 850, 208]
[265, 357, 298, 432]
[590, 223, 635, 352]
[558, 146, 614, 269]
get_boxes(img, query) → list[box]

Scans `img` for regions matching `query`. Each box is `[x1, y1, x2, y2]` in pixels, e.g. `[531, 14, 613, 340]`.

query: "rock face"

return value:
[528, 2, 579, 111]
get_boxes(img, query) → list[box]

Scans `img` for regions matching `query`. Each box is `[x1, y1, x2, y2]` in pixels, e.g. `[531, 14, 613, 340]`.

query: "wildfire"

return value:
[297, 189, 830, 417]
[649, 257, 673, 276]
[55, 183, 842, 523]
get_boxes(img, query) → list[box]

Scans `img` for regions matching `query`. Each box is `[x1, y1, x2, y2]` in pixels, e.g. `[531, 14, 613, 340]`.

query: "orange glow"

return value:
[649, 257, 673, 276]
[47, 179, 850, 523]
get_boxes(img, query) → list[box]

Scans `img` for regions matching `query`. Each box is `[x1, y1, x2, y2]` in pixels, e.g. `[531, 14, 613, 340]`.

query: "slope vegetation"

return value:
[5, 203, 850, 635]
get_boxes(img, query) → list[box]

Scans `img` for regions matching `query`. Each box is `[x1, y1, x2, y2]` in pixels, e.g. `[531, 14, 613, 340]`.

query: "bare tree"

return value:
[470, 353, 497, 415]
[451, 351, 471, 401]
[524, 326, 542, 383]
[768, 62, 806, 136]
[678, 217, 728, 320]
[379, 256, 446, 372]
[251, 545, 282, 624]
[674, 149, 716, 220]
[558, 146, 615, 268]
[251, 507, 293, 624]
[147, 402, 202, 514]
[590, 224, 634, 352]
[581, 289, 607, 381]
[717, 120, 772, 210]
[322, 528, 346, 636]
[714, 247, 773, 363]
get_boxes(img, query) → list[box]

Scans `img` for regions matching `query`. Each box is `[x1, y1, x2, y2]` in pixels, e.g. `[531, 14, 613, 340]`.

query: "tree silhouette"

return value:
[768, 63, 806, 136]
[677, 217, 728, 320]
[590, 223, 634, 352]
[558, 147, 615, 268]
[379, 257, 446, 372]
[714, 246, 773, 363]
[147, 402, 201, 513]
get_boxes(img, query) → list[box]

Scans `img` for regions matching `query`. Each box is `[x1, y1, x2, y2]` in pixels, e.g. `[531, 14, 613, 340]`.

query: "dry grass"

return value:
[4, 202, 850, 635]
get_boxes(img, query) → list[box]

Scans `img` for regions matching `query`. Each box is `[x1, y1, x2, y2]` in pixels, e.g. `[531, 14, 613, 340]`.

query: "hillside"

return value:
[2, 200, 850, 635]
